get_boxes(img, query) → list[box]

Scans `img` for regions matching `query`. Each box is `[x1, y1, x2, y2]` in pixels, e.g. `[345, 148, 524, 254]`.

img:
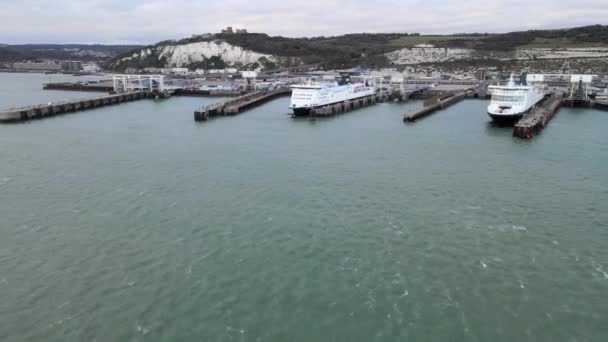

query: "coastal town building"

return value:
[13, 62, 62, 71]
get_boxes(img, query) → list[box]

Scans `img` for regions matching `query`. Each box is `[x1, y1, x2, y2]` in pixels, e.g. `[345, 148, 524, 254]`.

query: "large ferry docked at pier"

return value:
[487, 74, 545, 124]
[289, 77, 375, 116]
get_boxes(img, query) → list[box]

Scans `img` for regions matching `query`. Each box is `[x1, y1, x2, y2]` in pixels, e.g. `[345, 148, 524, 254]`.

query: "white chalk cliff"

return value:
[118, 41, 277, 67]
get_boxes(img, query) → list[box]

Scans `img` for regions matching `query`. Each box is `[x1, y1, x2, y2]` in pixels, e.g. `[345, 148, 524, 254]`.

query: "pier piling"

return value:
[512, 96, 562, 139]
[403, 92, 466, 122]
[0, 91, 153, 123]
[306, 92, 390, 118]
[194, 88, 291, 121]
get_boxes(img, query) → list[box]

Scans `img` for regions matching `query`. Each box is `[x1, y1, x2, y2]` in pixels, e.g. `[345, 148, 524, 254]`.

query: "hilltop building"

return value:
[221, 26, 248, 34]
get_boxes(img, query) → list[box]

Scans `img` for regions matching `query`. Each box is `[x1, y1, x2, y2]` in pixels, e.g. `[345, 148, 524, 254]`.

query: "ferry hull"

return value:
[290, 80, 375, 117]
[292, 107, 312, 117]
[487, 97, 545, 125]
[487, 113, 523, 125]
[487, 74, 546, 126]
[291, 92, 376, 116]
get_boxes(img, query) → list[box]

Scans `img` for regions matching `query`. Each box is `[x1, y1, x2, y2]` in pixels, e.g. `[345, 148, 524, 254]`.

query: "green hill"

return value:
[0, 44, 142, 64]
[108, 25, 608, 71]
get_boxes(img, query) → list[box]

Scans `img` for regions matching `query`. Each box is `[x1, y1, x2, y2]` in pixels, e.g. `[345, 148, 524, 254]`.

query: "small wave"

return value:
[592, 262, 608, 279]
[136, 325, 150, 334]
[512, 225, 527, 231]
[225, 326, 245, 334]
[488, 224, 510, 232]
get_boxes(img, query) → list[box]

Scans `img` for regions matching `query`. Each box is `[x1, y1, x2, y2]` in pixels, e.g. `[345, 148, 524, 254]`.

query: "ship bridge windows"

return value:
[492, 94, 525, 104]
[293, 91, 314, 100]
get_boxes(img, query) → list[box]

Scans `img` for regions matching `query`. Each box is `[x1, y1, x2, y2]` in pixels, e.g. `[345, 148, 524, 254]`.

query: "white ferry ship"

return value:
[487, 74, 545, 124]
[290, 77, 375, 116]
[596, 88, 608, 101]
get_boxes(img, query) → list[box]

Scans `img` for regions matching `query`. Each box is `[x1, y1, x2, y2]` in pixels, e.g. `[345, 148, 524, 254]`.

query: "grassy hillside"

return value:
[108, 25, 608, 71]
[0, 44, 142, 63]
[0, 46, 29, 62]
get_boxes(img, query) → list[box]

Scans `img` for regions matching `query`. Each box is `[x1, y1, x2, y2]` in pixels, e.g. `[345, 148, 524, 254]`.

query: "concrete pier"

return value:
[306, 93, 390, 117]
[403, 92, 466, 122]
[513, 96, 562, 139]
[43, 81, 114, 92]
[194, 88, 291, 121]
[390, 86, 429, 102]
[0, 92, 151, 123]
[595, 100, 608, 109]
[563, 97, 596, 108]
[174, 89, 243, 97]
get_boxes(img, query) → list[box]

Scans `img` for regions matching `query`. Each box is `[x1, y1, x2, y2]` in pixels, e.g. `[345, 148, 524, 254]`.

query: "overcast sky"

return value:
[1, 0, 606, 44]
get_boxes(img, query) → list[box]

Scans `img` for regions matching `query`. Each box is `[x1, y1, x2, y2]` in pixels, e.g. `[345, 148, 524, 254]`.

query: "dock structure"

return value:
[562, 78, 596, 108]
[403, 91, 466, 122]
[389, 85, 429, 102]
[173, 89, 243, 97]
[306, 92, 390, 117]
[43, 81, 114, 92]
[512, 96, 562, 139]
[194, 88, 291, 121]
[563, 97, 595, 108]
[595, 100, 608, 109]
[0, 92, 152, 123]
[42, 81, 243, 98]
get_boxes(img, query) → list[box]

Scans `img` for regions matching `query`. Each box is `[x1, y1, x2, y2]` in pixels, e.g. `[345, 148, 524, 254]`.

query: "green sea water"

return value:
[0, 73, 607, 341]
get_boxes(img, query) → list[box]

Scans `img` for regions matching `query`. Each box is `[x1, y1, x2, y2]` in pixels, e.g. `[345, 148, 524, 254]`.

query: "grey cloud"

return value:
[0, 0, 606, 44]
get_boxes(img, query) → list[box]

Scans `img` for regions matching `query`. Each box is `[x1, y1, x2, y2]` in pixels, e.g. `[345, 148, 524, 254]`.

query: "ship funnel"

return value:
[508, 73, 516, 87]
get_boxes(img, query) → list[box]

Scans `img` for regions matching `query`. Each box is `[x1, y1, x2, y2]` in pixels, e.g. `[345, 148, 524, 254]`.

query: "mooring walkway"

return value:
[194, 88, 291, 121]
[403, 91, 466, 122]
[44, 82, 244, 97]
[43, 81, 114, 92]
[512, 96, 562, 139]
[305, 92, 390, 117]
[0, 92, 152, 123]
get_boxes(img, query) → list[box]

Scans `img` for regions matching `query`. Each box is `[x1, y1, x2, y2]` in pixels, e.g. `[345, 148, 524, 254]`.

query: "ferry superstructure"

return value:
[596, 88, 608, 101]
[487, 74, 545, 124]
[290, 78, 375, 116]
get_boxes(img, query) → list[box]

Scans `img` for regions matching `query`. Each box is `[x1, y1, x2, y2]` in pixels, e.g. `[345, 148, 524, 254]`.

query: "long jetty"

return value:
[306, 92, 390, 117]
[0, 92, 152, 123]
[403, 91, 466, 122]
[512, 96, 562, 139]
[174, 89, 242, 97]
[43, 82, 114, 92]
[194, 88, 291, 121]
[43, 81, 244, 97]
